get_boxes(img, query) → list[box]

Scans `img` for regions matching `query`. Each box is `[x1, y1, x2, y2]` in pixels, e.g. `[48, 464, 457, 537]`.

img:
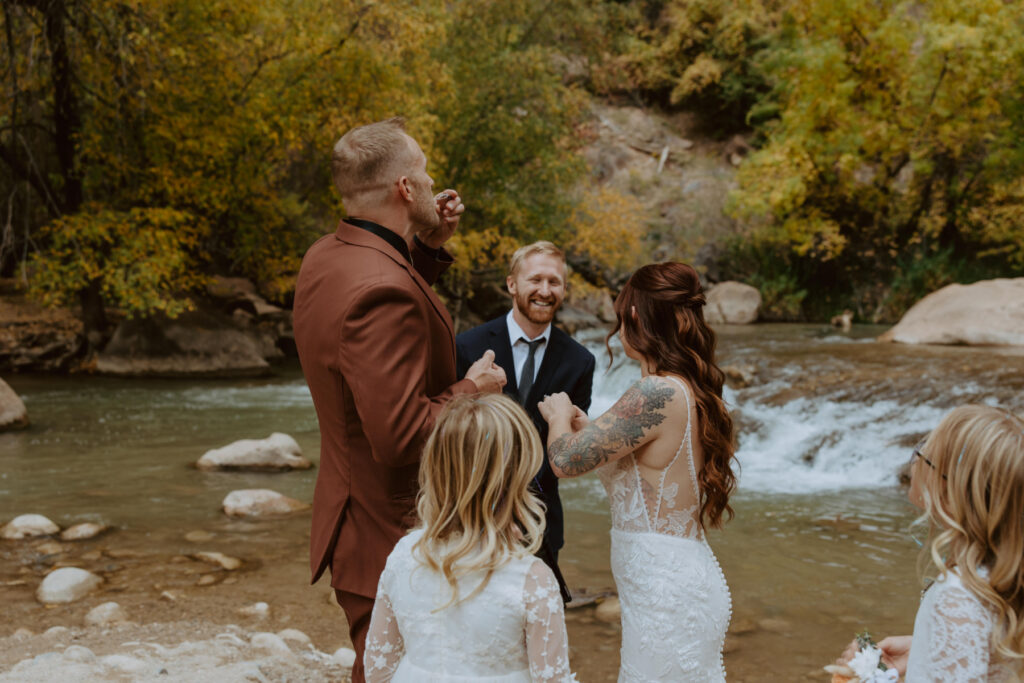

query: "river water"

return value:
[2, 324, 1023, 681]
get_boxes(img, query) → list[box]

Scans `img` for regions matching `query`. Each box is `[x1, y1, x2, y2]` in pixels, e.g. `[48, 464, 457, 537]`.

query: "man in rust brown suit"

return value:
[293, 117, 505, 682]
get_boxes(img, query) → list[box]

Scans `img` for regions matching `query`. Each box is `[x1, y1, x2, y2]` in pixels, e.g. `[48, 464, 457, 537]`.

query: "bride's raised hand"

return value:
[537, 392, 573, 424]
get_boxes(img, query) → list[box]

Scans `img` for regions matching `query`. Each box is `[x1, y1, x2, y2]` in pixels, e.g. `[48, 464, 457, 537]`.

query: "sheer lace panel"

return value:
[523, 559, 576, 683]
[906, 570, 1020, 683]
[365, 589, 404, 683]
[597, 375, 701, 540]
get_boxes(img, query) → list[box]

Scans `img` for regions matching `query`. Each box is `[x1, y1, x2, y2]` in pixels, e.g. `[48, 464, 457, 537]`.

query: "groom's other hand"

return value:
[418, 189, 464, 249]
[466, 349, 506, 393]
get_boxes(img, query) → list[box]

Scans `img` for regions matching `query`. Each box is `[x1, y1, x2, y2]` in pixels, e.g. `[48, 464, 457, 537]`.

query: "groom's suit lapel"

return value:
[487, 320, 519, 398]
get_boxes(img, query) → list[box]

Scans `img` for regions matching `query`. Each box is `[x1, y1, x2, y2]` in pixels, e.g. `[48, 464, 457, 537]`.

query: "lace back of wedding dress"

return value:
[600, 375, 702, 541]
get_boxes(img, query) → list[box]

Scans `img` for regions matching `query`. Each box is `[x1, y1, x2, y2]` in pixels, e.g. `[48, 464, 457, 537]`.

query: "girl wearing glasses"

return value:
[840, 404, 1024, 680]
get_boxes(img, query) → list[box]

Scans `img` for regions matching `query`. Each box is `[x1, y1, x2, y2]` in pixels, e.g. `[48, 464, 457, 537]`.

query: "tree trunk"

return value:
[43, 0, 107, 350]
[78, 278, 109, 351]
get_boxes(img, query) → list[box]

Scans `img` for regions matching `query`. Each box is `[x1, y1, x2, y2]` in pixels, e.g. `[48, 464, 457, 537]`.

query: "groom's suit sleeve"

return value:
[338, 280, 476, 468]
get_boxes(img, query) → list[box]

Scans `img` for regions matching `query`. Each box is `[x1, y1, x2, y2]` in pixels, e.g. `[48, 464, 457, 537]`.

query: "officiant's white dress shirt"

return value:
[506, 310, 551, 387]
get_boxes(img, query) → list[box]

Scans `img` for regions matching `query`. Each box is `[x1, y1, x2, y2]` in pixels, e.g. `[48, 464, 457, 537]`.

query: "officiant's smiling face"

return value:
[508, 253, 566, 327]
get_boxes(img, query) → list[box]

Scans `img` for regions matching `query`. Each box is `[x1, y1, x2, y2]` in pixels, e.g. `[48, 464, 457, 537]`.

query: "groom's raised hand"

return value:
[466, 349, 506, 394]
[418, 189, 465, 249]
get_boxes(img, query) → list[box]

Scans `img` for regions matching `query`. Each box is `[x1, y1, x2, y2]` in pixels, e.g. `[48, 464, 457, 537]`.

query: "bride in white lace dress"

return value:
[364, 394, 576, 682]
[539, 262, 737, 682]
[836, 405, 1024, 681]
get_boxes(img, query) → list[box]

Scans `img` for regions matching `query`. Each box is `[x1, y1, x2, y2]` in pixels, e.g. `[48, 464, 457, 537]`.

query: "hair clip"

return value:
[957, 444, 966, 466]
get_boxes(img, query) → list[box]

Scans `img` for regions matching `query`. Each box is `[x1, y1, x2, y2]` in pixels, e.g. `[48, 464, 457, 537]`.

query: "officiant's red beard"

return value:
[513, 289, 560, 325]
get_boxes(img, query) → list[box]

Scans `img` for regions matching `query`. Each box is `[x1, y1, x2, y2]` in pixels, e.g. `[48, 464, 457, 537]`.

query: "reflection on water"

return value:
[2, 325, 1023, 680]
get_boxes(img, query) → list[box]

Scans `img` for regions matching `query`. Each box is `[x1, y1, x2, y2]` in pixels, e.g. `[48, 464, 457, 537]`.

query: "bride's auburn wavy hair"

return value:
[413, 393, 546, 608]
[607, 262, 736, 530]
[918, 405, 1024, 667]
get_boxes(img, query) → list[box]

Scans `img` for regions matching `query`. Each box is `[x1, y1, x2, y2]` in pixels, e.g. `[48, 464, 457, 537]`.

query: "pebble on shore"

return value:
[222, 489, 309, 517]
[2, 514, 59, 540]
[60, 522, 108, 541]
[36, 568, 103, 604]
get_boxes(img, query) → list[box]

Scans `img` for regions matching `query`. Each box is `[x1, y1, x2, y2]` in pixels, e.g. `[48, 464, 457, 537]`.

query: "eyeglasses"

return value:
[912, 439, 948, 481]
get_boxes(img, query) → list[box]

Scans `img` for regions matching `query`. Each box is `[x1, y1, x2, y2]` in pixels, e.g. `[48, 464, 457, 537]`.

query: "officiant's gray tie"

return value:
[518, 338, 544, 405]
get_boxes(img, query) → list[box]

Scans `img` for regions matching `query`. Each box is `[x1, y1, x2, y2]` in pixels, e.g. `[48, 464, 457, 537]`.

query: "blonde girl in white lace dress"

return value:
[539, 262, 736, 682]
[838, 404, 1024, 681]
[364, 393, 576, 682]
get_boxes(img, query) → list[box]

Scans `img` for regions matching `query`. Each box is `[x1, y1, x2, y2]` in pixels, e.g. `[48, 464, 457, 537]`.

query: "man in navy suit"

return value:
[456, 241, 596, 591]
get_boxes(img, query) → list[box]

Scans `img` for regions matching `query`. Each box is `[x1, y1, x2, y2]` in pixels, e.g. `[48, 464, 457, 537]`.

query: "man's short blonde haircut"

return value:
[508, 241, 567, 279]
[331, 117, 411, 200]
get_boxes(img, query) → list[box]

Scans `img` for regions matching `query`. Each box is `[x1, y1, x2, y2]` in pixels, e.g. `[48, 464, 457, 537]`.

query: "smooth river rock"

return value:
[36, 567, 103, 604]
[2, 514, 59, 539]
[193, 551, 242, 571]
[84, 601, 128, 626]
[704, 281, 762, 325]
[60, 522, 108, 541]
[333, 647, 357, 668]
[222, 489, 309, 517]
[878, 278, 1024, 346]
[594, 596, 621, 623]
[0, 377, 29, 431]
[197, 433, 312, 471]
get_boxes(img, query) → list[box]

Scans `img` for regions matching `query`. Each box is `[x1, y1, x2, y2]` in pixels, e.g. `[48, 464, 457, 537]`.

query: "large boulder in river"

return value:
[878, 278, 1024, 346]
[0, 377, 29, 431]
[197, 433, 312, 471]
[36, 567, 103, 603]
[222, 489, 309, 517]
[704, 281, 761, 325]
[95, 311, 277, 378]
[2, 514, 59, 539]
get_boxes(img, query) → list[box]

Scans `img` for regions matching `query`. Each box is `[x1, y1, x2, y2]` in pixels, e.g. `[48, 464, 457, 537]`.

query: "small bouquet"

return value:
[824, 631, 899, 683]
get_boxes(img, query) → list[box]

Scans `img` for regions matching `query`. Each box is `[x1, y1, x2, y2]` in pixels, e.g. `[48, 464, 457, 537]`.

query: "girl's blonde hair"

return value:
[918, 404, 1024, 666]
[413, 393, 546, 607]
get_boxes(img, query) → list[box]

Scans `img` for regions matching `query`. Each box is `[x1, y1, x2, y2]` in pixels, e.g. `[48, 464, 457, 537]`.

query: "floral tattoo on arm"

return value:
[549, 377, 674, 476]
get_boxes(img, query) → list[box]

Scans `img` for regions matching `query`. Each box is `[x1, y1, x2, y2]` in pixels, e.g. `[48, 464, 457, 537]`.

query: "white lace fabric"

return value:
[596, 375, 731, 682]
[364, 530, 576, 682]
[596, 376, 702, 542]
[906, 569, 1018, 682]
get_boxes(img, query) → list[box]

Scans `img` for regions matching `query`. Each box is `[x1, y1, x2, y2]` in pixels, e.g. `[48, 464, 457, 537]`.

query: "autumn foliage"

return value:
[3, 0, 1023, 334]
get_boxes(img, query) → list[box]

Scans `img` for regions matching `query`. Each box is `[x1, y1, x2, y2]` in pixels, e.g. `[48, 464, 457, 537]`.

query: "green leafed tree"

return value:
[728, 0, 1024, 319]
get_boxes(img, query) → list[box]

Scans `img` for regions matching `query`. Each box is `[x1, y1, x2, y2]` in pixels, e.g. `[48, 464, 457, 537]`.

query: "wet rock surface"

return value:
[878, 278, 1024, 346]
[222, 489, 309, 517]
[2, 514, 59, 540]
[36, 568, 103, 604]
[197, 433, 312, 471]
[0, 378, 29, 432]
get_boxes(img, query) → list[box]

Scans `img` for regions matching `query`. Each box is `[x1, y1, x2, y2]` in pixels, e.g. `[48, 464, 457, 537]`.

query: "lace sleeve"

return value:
[364, 584, 404, 683]
[524, 559, 576, 682]
[917, 580, 992, 682]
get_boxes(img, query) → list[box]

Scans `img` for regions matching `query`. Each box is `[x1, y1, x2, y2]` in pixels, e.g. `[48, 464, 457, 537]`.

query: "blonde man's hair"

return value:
[917, 404, 1024, 668]
[509, 241, 566, 279]
[413, 393, 546, 608]
[331, 117, 411, 200]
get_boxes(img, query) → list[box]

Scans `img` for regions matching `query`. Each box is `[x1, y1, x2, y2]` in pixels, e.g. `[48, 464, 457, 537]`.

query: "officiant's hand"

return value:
[537, 392, 574, 424]
[466, 349, 506, 394]
[418, 189, 464, 249]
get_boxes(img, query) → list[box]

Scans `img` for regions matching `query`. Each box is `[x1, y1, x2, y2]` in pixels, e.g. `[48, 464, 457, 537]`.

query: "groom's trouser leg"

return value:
[335, 590, 374, 683]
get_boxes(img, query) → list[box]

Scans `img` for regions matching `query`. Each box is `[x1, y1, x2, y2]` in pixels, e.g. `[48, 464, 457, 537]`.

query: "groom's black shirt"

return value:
[456, 316, 596, 557]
